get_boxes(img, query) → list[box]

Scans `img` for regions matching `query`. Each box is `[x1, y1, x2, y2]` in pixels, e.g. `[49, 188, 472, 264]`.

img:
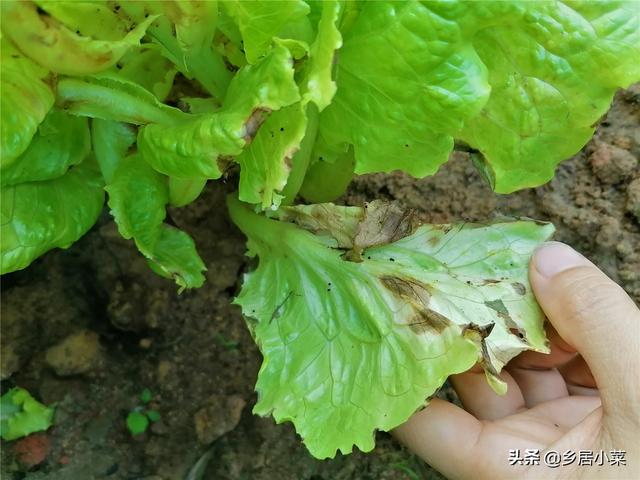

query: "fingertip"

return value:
[530, 241, 592, 280]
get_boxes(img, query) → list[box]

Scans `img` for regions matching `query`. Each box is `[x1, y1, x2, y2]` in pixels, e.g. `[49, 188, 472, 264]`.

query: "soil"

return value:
[1, 86, 638, 480]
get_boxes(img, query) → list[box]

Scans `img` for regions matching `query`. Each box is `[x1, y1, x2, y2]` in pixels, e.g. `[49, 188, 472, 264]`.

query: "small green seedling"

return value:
[126, 388, 160, 436]
[0, 387, 54, 441]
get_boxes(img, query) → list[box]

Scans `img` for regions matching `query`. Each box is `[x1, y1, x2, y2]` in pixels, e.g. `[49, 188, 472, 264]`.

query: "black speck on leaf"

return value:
[280, 127, 284, 132]
[389, 258, 395, 262]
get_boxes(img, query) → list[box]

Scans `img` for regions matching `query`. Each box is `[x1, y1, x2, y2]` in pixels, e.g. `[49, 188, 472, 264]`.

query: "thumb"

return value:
[529, 242, 640, 419]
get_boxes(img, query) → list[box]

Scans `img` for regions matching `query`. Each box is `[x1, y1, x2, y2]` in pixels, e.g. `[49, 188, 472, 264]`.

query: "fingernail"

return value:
[533, 242, 591, 278]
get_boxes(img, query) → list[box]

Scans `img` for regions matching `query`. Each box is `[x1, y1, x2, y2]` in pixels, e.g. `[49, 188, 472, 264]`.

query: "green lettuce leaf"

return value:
[316, 1, 640, 192]
[168, 177, 208, 208]
[105, 155, 206, 289]
[238, 103, 308, 209]
[0, 388, 54, 441]
[91, 119, 137, 184]
[0, 1, 155, 75]
[0, 38, 54, 166]
[317, 1, 490, 178]
[222, 0, 311, 64]
[138, 44, 300, 179]
[301, 0, 342, 111]
[118, 0, 231, 99]
[458, 1, 640, 192]
[56, 75, 188, 125]
[116, 48, 177, 102]
[228, 197, 554, 458]
[1, 159, 104, 274]
[1, 110, 90, 187]
[299, 146, 355, 203]
[33, 0, 133, 40]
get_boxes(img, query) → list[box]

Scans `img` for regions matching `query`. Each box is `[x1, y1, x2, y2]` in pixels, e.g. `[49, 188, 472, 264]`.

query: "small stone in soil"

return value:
[589, 142, 638, 185]
[45, 330, 102, 376]
[194, 394, 246, 445]
[627, 177, 640, 221]
[13, 433, 51, 468]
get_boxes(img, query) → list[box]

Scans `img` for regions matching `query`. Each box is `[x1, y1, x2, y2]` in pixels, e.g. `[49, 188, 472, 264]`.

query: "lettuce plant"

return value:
[1, 0, 638, 458]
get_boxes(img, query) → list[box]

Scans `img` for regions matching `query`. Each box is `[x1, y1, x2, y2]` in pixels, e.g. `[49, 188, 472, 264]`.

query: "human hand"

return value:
[393, 242, 640, 479]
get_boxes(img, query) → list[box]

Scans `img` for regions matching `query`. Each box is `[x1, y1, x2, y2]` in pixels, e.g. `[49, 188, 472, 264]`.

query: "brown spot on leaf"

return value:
[283, 147, 299, 170]
[242, 108, 270, 143]
[485, 299, 529, 343]
[381, 276, 431, 306]
[485, 299, 511, 321]
[409, 309, 453, 335]
[348, 201, 418, 261]
[427, 236, 440, 246]
[511, 282, 526, 295]
[381, 276, 452, 334]
[462, 323, 499, 376]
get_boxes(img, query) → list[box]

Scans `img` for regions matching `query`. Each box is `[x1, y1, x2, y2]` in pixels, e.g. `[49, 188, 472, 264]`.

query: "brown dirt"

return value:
[1, 87, 638, 480]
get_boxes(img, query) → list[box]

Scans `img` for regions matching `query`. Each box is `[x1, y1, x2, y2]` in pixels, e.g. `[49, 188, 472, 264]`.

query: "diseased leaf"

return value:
[0, 38, 54, 166]
[138, 44, 300, 179]
[229, 197, 553, 458]
[1, 110, 90, 186]
[0, 1, 156, 75]
[0, 388, 54, 441]
[105, 155, 206, 289]
[222, 0, 311, 64]
[238, 103, 308, 209]
[1, 159, 104, 274]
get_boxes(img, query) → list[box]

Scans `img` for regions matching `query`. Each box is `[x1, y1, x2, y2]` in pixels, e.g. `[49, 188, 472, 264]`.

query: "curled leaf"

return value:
[1, 159, 104, 274]
[1, 110, 90, 186]
[0, 38, 54, 166]
[138, 44, 300, 179]
[0, 1, 156, 75]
